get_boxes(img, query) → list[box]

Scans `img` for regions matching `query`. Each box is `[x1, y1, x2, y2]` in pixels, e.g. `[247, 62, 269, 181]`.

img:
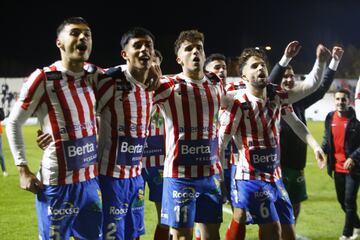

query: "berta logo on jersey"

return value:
[250, 147, 280, 174]
[63, 135, 97, 171]
[117, 136, 146, 166]
[178, 138, 218, 166]
[142, 135, 164, 157]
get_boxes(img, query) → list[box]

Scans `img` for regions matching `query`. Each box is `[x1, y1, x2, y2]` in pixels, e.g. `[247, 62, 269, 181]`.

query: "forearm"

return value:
[283, 112, 320, 150]
[6, 102, 32, 165]
[355, 78, 360, 120]
[287, 60, 326, 103]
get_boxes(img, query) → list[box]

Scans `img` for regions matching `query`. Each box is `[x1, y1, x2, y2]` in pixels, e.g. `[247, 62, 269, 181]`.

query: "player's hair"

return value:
[120, 27, 155, 49]
[204, 53, 226, 69]
[56, 17, 89, 36]
[238, 48, 269, 75]
[285, 64, 293, 71]
[174, 30, 204, 55]
[336, 88, 351, 98]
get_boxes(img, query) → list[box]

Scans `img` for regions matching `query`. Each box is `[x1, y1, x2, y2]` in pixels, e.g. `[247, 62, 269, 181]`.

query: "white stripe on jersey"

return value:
[6, 61, 99, 185]
[154, 73, 224, 178]
[98, 69, 153, 179]
[219, 85, 293, 182]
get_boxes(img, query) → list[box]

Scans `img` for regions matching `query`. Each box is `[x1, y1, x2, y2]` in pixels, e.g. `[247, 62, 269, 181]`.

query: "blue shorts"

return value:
[161, 175, 223, 228]
[36, 178, 103, 240]
[231, 179, 295, 225]
[99, 175, 145, 240]
[142, 166, 164, 203]
[224, 165, 237, 202]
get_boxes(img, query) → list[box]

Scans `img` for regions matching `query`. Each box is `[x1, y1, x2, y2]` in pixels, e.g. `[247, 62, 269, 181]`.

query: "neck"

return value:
[61, 59, 84, 73]
[337, 110, 348, 118]
[183, 68, 204, 80]
[248, 85, 265, 99]
[128, 66, 148, 84]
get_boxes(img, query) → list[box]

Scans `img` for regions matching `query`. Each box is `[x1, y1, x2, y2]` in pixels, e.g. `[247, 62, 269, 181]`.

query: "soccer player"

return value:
[154, 30, 224, 240]
[141, 49, 170, 240]
[277, 46, 343, 240]
[6, 17, 103, 239]
[97, 27, 161, 240]
[321, 89, 360, 240]
[219, 47, 328, 240]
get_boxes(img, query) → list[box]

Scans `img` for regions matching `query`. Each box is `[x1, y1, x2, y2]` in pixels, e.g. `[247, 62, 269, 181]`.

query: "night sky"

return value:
[1, 0, 360, 77]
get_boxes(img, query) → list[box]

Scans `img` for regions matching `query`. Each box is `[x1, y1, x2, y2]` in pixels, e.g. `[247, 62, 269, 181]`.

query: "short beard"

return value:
[250, 80, 267, 89]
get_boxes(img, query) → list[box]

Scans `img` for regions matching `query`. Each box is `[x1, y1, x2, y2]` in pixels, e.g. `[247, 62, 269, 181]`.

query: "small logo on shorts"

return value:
[254, 190, 271, 201]
[173, 187, 200, 204]
[48, 202, 79, 221]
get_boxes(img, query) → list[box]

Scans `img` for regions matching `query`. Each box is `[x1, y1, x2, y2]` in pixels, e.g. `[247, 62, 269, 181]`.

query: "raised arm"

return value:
[282, 109, 326, 169]
[268, 41, 301, 85]
[287, 44, 331, 104]
[355, 77, 360, 121]
[297, 46, 344, 108]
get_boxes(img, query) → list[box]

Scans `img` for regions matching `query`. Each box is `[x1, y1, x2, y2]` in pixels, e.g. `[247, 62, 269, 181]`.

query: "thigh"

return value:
[195, 175, 223, 224]
[282, 168, 308, 204]
[274, 180, 295, 225]
[72, 179, 103, 240]
[334, 172, 346, 204]
[233, 180, 280, 224]
[142, 166, 164, 203]
[100, 175, 145, 240]
[345, 174, 360, 204]
[161, 178, 198, 228]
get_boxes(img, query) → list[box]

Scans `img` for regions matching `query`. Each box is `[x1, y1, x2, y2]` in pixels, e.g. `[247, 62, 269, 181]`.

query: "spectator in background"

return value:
[321, 89, 360, 240]
[226, 56, 241, 77]
[277, 46, 343, 240]
[0, 107, 7, 177]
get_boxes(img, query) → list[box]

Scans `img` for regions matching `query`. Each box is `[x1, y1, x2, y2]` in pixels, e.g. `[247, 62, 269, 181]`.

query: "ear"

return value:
[56, 38, 62, 49]
[121, 50, 127, 61]
[176, 57, 182, 65]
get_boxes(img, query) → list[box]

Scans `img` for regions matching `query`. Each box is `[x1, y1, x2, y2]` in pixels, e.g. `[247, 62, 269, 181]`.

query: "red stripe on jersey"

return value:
[204, 82, 214, 139]
[72, 169, 79, 183]
[192, 83, 204, 139]
[257, 102, 271, 147]
[135, 85, 142, 138]
[244, 95, 259, 149]
[180, 84, 191, 140]
[68, 77, 87, 138]
[123, 91, 131, 137]
[169, 90, 179, 178]
[238, 101, 254, 179]
[80, 76, 96, 136]
[44, 86, 66, 185]
[106, 98, 118, 177]
[22, 70, 45, 110]
[145, 92, 151, 137]
[84, 165, 90, 180]
[53, 78, 76, 140]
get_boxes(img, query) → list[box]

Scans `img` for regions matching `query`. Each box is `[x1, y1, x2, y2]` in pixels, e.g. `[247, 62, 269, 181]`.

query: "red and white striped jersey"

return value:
[142, 106, 165, 168]
[153, 72, 224, 178]
[225, 80, 246, 92]
[224, 139, 238, 170]
[97, 68, 153, 179]
[219, 84, 293, 182]
[220, 80, 246, 168]
[6, 61, 103, 185]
